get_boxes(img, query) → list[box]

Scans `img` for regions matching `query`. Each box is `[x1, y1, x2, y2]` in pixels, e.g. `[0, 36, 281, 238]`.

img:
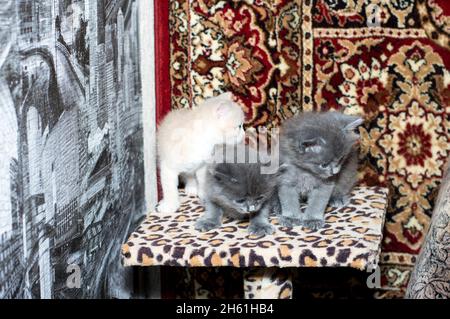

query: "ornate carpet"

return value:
[167, 0, 450, 297]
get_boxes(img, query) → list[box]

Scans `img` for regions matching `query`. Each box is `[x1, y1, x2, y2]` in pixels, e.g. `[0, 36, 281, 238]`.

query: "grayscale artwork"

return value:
[0, 0, 145, 298]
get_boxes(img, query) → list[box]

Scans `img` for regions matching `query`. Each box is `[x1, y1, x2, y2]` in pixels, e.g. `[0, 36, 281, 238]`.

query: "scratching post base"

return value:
[122, 187, 388, 299]
[244, 268, 293, 299]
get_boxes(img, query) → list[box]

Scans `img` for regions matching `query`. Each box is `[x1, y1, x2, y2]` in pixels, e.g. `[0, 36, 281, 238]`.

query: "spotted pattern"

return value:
[244, 268, 293, 299]
[122, 186, 388, 270]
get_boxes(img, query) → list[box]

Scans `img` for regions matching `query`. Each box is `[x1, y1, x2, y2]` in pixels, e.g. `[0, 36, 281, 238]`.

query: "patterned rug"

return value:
[167, 0, 450, 297]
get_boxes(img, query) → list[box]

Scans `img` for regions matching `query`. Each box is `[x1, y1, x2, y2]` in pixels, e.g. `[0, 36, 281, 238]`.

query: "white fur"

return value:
[156, 92, 245, 213]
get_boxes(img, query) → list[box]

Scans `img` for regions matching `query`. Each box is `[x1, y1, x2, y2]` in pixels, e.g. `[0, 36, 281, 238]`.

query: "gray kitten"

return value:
[195, 144, 280, 236]
[277, 112, 363, 230]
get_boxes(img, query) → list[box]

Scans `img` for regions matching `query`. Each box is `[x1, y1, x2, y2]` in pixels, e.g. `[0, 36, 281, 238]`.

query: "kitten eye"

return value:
[320, 163, 329, 169]
[235, 198, 246, 204]
[255, 196, 265, 201]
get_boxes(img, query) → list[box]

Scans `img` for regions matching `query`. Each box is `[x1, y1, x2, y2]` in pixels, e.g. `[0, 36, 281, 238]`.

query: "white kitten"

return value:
[156, 92, 245, 213]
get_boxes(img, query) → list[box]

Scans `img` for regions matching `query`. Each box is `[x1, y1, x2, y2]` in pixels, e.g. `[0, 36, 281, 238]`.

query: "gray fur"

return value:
[195, 144, 280, 236]
[277, 112, 363, 230]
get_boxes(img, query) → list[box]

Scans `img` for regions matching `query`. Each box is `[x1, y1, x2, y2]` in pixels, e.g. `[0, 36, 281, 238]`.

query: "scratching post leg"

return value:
[243, 268, 293, 299]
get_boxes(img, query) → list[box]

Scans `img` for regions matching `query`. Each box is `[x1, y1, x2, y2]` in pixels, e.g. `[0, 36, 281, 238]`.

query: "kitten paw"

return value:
[248, 223, 275, 236]
[184, 183, 198, 196]
[195, 219, 220, 232]
[301, 219, 324, 231]
[278, 216, 302, 228]
[156, 199, 180, 213]
[329, 195, 350, 208]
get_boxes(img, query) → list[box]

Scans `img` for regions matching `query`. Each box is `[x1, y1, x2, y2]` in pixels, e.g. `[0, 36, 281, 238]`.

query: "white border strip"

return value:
[138, 0, 161, 299]
[139, 0, 157, 211]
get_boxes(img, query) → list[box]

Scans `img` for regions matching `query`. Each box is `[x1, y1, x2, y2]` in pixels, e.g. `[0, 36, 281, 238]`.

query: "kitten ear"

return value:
[216, 100, 233, 119]
[218, 92, 233, 100]
[329, 112, 364, 131]
[343, 116, 364, 132]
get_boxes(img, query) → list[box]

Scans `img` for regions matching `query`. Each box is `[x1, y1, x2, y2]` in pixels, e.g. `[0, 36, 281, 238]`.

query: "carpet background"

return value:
[164, 0, 450, 298]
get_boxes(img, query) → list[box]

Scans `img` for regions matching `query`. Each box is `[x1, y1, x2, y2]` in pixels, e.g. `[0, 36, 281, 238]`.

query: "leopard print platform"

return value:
[122, 186, 388, 272]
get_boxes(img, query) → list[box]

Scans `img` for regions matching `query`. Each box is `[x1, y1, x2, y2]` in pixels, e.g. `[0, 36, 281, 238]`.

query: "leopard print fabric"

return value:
[122, 186, 388, 271]
[244, 268, 293, 299]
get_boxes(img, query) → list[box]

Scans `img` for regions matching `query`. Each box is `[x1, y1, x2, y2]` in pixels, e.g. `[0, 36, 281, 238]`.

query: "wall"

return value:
[0, 0, 154, 299]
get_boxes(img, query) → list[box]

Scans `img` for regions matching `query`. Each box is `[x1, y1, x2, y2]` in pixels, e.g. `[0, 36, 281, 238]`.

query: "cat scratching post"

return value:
[122, 187, 388, 299]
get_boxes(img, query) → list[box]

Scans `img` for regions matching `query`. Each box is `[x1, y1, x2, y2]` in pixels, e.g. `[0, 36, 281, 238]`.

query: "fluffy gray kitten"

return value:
[277, 112, 363, 230]
[195, 144, 280, 236]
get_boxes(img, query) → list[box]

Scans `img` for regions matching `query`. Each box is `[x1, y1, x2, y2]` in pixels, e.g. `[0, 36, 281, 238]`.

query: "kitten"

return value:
[157, 92, 245, 213]
[195, 144, 280, 236]
[277, 111, 363, 230]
